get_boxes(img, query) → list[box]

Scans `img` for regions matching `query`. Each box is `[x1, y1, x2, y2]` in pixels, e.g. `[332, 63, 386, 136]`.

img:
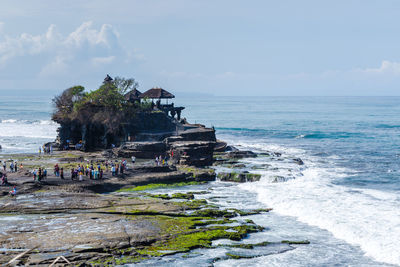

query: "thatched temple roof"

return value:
[125, 89, 142, 101]
[104, 74, 113, 83]
[139, 87, 175, 99]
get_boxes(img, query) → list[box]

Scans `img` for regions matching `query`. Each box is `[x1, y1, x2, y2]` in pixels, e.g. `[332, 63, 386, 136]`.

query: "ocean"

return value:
[1, 92, 399, 266]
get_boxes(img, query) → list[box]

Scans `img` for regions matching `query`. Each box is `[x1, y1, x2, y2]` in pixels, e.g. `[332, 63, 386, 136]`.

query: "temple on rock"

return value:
[124, 87, 185, 121]
[51, 75, 221, 166]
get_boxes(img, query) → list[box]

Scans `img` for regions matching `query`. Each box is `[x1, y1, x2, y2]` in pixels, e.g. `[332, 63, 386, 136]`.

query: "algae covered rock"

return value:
[217, 172, 261, 183]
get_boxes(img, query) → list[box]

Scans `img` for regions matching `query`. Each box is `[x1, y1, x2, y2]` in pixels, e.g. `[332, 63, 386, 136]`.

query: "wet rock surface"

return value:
[217, 172, 261, 183]
[0, 147, 309, 266]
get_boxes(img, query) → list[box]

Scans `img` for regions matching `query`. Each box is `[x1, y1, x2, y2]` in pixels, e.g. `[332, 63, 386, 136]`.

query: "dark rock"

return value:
[293, 158, 304, 165]
[214, 140, 227, 152]
[227, 150, 257, 159]
[170, 141, 215, 167]
[178, 127, 216, 142]
[116, 141, 166, 158]
[133, 165, 176, 173]
[217, 172, 261, 183]
[225, 146, 239, 152]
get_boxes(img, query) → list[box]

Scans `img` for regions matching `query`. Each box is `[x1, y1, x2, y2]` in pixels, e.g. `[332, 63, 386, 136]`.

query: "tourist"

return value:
[54, 164, 60, 177]
[14, 163, 17, 173]
[1, 174, 8, 186]
[155, 156, 159, 166]
[79, 170, 83, 181]
[100, 169, 103, 179]
[10, 162, 14, 173]
[32, 169, 37, 181]
[71, 168, 75, 180]
[43, 168, 47, 178]
[131, 156, 136, 167]
[60, 168, 64, 179]
[38, 168, 42, 181]
[38, 147, 41, 156]
[9, 186, 17, 197]
[2, 161, 6, 171]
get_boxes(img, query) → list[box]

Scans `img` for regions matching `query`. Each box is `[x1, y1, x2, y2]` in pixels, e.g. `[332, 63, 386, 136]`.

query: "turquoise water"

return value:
[1, 93, 400, 265]
[176, 96, 400, 192]
[174, 96, 400, 265]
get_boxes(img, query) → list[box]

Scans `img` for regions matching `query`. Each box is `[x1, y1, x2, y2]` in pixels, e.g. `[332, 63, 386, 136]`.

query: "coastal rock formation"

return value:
[114, 127, 216, 167]
[51, 76, 217, 168]
[217, 172, 261, 183]
[116, 141, 167, 158]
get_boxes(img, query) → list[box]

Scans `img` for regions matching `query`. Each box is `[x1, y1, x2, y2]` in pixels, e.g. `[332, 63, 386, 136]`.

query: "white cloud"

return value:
[355, 60, 400, 75]
[91, 56, 116, 66]
[0, 21, 133, 79]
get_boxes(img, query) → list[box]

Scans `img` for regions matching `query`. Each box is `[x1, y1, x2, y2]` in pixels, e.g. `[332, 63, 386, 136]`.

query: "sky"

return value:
[0, 0, 400, 96]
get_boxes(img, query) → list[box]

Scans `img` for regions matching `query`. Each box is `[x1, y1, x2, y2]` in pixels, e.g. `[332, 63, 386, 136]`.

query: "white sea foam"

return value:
[0, 119, 57, 139]
[0, 119, 58, 153]
[1, 119, 17, 123]
[235, 141, 400, 266]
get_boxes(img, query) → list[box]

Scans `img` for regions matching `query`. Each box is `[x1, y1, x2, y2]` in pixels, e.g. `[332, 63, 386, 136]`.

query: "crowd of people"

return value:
[39, 145, 53, 155]
[0, 160, 20, 196]
[1, 160, 20, 173]
[1, 151, 176, 197]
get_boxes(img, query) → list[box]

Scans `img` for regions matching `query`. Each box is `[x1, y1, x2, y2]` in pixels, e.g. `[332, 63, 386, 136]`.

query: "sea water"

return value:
[0, 91, 58, 153]
[175, 96, 400, 266]
[1, 92, 400, 266]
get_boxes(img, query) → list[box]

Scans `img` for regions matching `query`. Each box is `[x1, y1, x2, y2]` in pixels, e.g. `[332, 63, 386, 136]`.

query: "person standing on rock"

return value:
[54, 164, 60, 177]
[111, 165, 115, 176]
[131, 156, 135, 166]
[14, 163, 17, 173]
[2, 161, 5, 171]
[10, 162, 14, 173]
[60, 168, 64, 179]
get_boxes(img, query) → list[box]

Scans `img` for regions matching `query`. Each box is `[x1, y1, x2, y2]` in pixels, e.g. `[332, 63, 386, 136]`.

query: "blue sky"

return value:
[0, 0, 400, 96]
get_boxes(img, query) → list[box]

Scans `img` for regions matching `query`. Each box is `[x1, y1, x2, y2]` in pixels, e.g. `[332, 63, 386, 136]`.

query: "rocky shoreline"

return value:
[0, 146, 308, 266]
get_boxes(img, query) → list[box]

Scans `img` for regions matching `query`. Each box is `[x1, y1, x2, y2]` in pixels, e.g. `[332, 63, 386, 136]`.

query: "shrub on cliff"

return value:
[51, 76, 145, 130]
[52, 85, 85, 121]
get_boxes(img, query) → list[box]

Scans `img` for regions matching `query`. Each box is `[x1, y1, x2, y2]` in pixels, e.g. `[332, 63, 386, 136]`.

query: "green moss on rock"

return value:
[118, 181, 207, 192]
[217, 172, 261, 183]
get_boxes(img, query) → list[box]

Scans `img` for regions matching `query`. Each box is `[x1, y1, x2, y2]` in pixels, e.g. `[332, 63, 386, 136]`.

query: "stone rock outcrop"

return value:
[114, 126, 216, 167]
[217, 172, 261, 183]
[170, 141, 215, 167]
[227, 150, 257, 159]
[116, 141, 166, 158]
